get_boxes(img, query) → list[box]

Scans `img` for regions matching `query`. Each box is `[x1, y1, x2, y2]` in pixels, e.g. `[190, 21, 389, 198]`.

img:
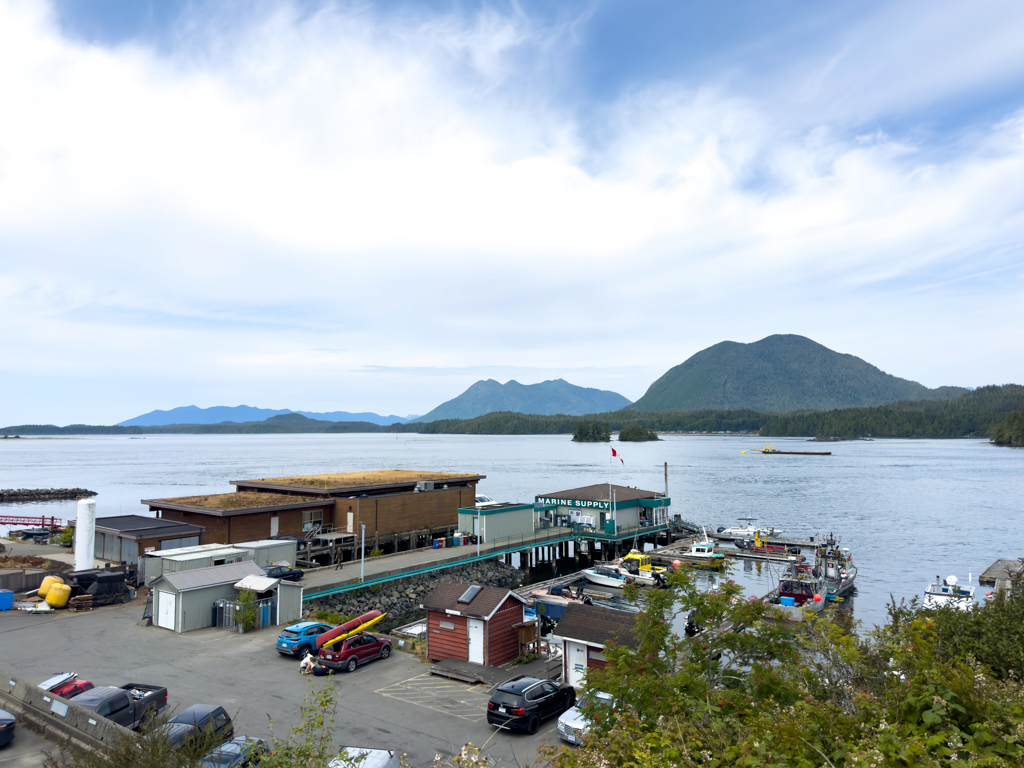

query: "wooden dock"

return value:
[979, 559, 1022, 587]
[649, 540, 802, 565]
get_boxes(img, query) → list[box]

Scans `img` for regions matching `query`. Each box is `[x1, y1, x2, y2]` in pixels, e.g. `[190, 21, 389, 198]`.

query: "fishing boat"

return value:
[717, 518, 784, 537]
[767, 557, 827, 622]
[582, 566, 635, 589]
[923, 575, 975, 611]
[814, 533, 856, 600]
[531, 584, 592, 606]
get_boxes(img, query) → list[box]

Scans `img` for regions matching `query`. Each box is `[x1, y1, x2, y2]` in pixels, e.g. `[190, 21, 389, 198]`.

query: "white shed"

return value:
[233, 539, 299, 567]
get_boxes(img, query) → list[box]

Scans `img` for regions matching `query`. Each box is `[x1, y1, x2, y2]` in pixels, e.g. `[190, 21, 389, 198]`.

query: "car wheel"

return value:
[564, 693, 576, 712]
[299, 645, 312, 658]
[526, 715, 540, 735]
[346, 657, 358, 673]
[380, 645, 391, 659]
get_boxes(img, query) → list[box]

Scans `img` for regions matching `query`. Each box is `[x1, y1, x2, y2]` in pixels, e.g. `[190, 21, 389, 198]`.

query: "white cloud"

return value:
[0, 0, 1023, 424]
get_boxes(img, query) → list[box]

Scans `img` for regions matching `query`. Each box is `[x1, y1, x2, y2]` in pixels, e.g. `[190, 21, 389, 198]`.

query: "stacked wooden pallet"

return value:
[69, 594, 93, 612]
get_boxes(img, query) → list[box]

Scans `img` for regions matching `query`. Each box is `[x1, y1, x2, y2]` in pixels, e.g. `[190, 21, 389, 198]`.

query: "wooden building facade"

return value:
[553, 603, 637, 687]
[423, 582, 528, 667]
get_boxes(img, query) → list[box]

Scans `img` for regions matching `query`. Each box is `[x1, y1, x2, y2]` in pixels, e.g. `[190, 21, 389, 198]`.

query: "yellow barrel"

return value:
[37, 575, 64, 598]
[46, 583, 72, 608]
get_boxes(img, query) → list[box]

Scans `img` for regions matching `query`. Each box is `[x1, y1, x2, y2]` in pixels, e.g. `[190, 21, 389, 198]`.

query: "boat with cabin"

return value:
[673, 529, 726, 569]
[531, 584, 593, 606]
[734, 530, 803, 557]
[923, 575, 975, 610]
[619, 549, 667, 574]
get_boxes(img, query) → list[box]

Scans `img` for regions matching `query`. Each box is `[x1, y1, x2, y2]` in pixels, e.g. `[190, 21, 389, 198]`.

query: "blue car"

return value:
[276, 621, 332, 657]
[199, 737, 270, 768]
[0, 709, 14, 747]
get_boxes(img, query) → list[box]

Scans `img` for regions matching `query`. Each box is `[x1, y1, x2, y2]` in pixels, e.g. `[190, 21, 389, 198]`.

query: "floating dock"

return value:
[749, 443, 831, 456]
[649, 539, 806, 565]
[707, 531, 816, 548]
[979, 559, 1023, 587]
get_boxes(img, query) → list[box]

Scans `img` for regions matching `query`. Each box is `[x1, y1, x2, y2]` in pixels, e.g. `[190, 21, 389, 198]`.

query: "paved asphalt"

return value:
[0, 598, 567, 767]
[0, 723, 56, 768]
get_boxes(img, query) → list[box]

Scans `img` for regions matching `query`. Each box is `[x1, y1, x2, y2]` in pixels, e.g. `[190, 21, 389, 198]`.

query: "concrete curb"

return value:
[0, 666, 134, 754]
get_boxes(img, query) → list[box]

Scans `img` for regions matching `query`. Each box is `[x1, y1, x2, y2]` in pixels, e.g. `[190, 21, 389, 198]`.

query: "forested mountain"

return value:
[759, 384, 1024, 438]
[630, 334, 967, 412]
[118, 404, 411, 426]
[412, 379, 631, 422]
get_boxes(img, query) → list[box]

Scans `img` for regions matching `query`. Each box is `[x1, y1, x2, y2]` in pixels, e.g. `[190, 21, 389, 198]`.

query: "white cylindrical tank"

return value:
[74, 498, 96, 572]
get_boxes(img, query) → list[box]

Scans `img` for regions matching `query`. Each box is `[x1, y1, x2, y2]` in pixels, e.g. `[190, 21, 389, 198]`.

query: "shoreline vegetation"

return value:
[3, 385, 1022, 441]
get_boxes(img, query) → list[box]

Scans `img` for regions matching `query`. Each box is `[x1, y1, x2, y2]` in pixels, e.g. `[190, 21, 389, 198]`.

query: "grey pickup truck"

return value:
[72, 684, 169, 730]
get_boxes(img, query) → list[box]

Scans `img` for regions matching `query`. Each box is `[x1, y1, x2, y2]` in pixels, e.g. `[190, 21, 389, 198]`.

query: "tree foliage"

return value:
[992, 402, 1024, 446]
[618, 424, 660, 441]
[540, 564, 1024, 768]
[572, 422, 611, 442]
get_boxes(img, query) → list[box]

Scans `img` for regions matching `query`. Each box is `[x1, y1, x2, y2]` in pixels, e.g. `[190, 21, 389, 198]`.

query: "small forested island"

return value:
[992, 402, 1024, 446]
[618, 423, 660, 441]
[572, 422, 610, 442]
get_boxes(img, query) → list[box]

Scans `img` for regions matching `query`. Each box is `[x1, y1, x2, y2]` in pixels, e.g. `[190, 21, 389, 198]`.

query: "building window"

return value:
[302, 508, 323, 532]
[439, 620, 455, 630]
[588, 649, 606, 662]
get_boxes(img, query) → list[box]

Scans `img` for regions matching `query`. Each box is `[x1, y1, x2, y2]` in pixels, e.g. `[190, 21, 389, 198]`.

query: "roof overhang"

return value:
[143, 498, 334, 517]
[230, 475, 485, 496]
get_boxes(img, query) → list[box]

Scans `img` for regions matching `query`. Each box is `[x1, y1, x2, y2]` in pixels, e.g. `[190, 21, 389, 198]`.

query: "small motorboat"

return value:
[531, 584, 592, 606]
[613, 560, 668, 587]
[718, 518, 784, 537]
[582, 566, 635, 589]
[923, 575, 975, 611]
[673, 529, 726, 569]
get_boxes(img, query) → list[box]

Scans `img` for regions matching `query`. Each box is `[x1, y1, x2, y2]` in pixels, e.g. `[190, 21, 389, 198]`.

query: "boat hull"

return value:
[582, 571, 631, 588]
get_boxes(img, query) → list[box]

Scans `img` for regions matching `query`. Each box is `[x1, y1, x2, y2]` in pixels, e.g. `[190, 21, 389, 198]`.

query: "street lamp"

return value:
[360, 524, 366, 582]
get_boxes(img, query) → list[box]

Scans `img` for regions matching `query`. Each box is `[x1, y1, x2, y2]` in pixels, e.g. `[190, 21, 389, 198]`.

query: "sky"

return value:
[2, 0, 1024, 425]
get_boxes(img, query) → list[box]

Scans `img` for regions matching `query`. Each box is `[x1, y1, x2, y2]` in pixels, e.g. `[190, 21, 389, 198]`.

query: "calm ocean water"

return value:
[1, 433, 1021, 627]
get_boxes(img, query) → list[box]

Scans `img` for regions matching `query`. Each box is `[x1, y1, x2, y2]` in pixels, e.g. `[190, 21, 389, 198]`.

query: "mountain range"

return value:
[118, 405, 414, 427]
[629, 335, 968, 413]
[411, 379, 632, 422]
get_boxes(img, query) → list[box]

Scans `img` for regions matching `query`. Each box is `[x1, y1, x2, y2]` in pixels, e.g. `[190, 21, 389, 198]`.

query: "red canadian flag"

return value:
[611, 447, 624, 465]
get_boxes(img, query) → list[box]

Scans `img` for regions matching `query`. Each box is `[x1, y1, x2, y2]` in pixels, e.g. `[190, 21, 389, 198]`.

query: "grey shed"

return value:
[150, 561, 265, 634]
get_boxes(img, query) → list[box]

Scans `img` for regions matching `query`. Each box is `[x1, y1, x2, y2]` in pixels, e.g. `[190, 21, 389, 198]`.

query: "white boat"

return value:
[923, 575, 975, 610]
[609, 561, 666, 587]
[717, 518, 784, 537]
[531, 584, 592, 606]
[582, 566, 635, 589]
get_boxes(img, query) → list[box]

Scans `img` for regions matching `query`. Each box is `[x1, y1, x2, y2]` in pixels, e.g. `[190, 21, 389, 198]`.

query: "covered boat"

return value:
[814, 533, 856, 600]
[768, 557, 826, 622]
[582, 566, 635, 589]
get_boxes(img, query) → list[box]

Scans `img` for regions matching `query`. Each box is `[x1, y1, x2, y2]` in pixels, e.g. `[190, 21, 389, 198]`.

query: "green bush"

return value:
[55, 527, 73, 546]
[238, 589, 259, 633]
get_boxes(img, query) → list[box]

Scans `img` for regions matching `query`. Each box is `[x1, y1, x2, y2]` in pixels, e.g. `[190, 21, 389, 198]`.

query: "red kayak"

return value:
[315, 610, 384, 650]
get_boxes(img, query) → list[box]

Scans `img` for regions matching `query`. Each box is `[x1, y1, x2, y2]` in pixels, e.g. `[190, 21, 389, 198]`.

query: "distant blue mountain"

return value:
[118, 405, 411, 427]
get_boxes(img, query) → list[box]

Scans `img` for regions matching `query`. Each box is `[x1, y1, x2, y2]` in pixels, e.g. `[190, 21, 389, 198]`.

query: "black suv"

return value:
[486, 676, 576, 734]
[162, 705, 234, 750]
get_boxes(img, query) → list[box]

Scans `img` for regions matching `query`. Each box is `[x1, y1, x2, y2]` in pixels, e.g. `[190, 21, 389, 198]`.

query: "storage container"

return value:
[46, 583, 72, 608]
[780, 596, 795, 607]
[37, 575, 64, 599]
[0, 590, 13, 611]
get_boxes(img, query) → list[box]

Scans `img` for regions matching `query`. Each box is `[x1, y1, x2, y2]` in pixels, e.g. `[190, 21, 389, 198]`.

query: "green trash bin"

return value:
[604, 519, 616, 535]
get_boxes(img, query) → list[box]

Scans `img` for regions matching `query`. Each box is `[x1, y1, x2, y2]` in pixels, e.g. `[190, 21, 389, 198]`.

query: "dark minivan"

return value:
[486, 676, 575, 734]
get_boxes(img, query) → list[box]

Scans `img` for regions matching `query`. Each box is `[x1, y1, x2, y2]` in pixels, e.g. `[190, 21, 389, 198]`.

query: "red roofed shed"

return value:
[422, 582, 529, 666]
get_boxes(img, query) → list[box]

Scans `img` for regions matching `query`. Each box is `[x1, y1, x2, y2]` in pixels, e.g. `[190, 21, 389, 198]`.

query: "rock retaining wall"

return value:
[0, 488, 96, 503]
[304, 559, 523, 623]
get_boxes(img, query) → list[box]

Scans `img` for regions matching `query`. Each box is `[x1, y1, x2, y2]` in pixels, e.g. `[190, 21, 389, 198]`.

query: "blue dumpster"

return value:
[0, 590, 12, 611]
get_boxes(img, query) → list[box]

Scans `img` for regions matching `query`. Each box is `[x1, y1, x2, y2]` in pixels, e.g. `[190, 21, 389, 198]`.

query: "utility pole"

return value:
[360, 524, 366, 582]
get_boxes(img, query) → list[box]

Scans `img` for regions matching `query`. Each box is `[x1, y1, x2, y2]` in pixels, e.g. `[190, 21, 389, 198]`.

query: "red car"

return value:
[38, 673, 94, 700]
[318, 632, 392, 672]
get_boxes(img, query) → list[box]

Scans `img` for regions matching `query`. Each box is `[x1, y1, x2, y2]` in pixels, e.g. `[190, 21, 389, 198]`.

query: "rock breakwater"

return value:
[0, 488, 97, 503]
[304, 559, 523, 626]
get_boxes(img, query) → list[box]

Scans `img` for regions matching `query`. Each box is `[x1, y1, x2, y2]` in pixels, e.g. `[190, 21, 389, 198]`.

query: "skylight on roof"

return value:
[458, 585, 482, 604]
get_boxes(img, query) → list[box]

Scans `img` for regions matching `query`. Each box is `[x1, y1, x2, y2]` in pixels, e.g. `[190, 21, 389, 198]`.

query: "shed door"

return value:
[567, 641, 588, 687]
[468, 619, 484, 664]
[270, 516, 279, 537]
[156, 591, 176, 630]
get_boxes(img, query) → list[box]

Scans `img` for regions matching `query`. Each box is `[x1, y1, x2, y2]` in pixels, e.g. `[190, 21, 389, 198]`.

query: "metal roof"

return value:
[160, 548, 247, 563]
[234, 574, 281, 592]
[154, 561, 264, 592]
[233, 540, 293, 549]
[536, 484, 661, 503]
[74, 514, 204, 540]
[144, 544, 241, 559]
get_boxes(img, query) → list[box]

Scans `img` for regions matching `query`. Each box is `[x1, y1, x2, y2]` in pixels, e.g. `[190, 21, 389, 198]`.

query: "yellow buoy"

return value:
[46, 583, 72, 608]
[741, 450, 746, 454]
[38, 575, 64, 599]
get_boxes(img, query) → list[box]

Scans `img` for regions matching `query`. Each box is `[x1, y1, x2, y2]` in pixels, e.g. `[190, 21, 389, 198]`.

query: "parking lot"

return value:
[0, 599, 563, 766]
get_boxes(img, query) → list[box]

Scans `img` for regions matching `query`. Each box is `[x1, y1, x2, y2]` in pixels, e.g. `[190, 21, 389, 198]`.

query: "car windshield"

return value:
[491, 691, 521, 706]
[198, 745, 242, 768]
[161, 723, 197, 747]
[280, 630, 299, 639]
[578, 692, 614, 709]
